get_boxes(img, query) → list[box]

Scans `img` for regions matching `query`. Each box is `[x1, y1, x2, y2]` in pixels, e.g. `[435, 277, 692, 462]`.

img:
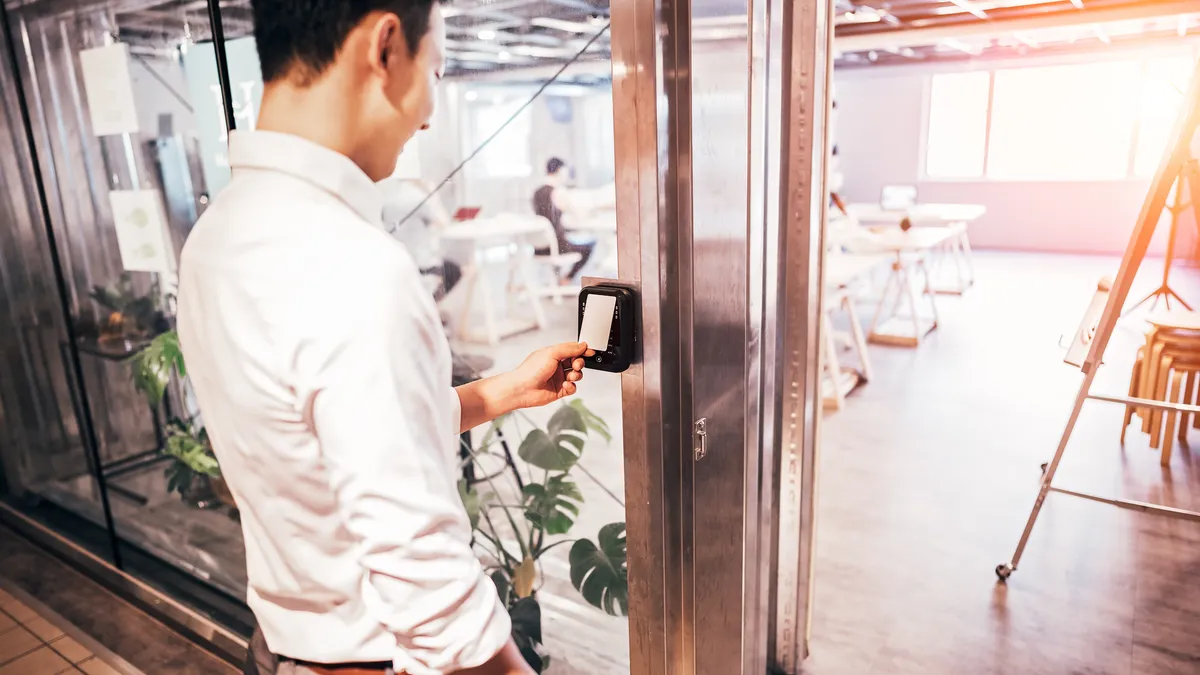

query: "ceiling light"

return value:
[465, 90, 479, 101]
[1069, 0, 1084, 8]
[478, 29, 497, 40]
[1093, 26, 1111, 44]
[1180, 16, 1189, 37]
[498, 50, 512, 61]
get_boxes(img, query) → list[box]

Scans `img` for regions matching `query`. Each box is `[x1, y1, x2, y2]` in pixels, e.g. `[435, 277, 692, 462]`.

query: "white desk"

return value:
[842, 228, 956, 348]
[442, 217, 548, 345]
[847, 203, 985, 294]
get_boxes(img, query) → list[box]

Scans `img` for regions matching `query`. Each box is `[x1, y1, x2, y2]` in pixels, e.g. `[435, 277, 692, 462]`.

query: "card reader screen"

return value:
[578, 294, 617, 351]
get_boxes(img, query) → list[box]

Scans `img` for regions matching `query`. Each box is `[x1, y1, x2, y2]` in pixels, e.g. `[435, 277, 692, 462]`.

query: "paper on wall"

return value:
[79, 44, 140, 136]
[109, 190, 174, 274]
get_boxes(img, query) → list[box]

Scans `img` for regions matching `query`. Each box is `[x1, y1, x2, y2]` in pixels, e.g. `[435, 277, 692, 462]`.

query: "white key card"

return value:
[578, 294, 617, 352]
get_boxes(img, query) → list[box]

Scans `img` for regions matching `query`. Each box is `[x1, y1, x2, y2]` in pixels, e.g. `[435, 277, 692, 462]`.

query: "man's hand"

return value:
[504, 341, 593, 410]
[456, 342, 594, 432]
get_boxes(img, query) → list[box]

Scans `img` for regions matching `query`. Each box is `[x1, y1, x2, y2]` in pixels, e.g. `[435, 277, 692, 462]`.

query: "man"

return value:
[176, 2, 590, 674]
[531, 157, 594, 283]
[379, 175, 461, 298]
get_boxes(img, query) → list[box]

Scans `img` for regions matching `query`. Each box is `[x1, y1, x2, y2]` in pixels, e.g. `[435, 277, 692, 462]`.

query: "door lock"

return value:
[694, 418, 708, 461]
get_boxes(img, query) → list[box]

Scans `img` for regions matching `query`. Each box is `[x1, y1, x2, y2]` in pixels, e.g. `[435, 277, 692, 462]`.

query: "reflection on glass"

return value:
[4, 0, 628, 670]
[2, 0, 245, 585]
[0, 5, 118, 563]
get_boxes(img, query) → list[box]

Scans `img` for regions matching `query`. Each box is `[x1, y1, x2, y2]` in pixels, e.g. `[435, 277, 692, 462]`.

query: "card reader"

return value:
[578, 284, 637, 373]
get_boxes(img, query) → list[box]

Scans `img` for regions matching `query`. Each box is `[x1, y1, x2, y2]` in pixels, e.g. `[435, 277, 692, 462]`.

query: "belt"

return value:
[282, 658, 393, 674]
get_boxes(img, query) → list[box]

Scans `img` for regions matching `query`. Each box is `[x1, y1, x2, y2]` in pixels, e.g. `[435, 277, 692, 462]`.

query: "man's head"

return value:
[546, 157, 567, 176]
[251, 0, 446, 181]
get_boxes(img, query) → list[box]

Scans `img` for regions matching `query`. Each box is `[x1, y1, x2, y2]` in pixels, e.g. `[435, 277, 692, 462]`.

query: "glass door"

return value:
[0, 0, 834, 672]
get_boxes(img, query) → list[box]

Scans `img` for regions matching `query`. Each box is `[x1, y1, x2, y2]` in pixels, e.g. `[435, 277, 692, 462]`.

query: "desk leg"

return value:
[514, 247, 547, 330]
[844, 293, 873, 382]
[869, 254, 938, 348]
[869, 257, 901, 337]
[960, 228, 976, 285]
[456, 263, 480, 341]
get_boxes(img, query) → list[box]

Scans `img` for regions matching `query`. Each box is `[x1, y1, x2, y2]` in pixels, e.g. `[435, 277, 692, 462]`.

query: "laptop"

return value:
[880, 185, 917, 211]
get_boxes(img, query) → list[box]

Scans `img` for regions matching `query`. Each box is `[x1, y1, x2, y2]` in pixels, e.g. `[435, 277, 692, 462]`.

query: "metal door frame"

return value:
[609, 0, 831, 673]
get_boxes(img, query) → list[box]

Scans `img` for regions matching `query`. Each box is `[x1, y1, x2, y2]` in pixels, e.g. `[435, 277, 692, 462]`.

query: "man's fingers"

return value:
[566, 370, 582, 382]
[584, 349, 596, 357]
[562, 382, 577, 396]
[546, 341, 588, 360]
[571, 357, 585, 371]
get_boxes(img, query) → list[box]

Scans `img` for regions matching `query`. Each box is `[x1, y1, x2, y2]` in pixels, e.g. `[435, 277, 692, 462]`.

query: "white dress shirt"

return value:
[176, 131, 509, 675]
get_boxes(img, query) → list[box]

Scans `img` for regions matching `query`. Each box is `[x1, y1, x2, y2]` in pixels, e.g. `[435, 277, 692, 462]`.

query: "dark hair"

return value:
[546, 157, 567, 175]
[251, 0, 439, 83]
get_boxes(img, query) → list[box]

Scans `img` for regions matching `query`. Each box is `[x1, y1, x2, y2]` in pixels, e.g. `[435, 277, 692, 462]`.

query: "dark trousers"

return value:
[421, 261, 462, 299]
[535, 240, 594, 281]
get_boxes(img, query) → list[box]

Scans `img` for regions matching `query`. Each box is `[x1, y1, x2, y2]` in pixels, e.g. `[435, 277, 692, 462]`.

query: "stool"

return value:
[1121, 311, 1200, 465]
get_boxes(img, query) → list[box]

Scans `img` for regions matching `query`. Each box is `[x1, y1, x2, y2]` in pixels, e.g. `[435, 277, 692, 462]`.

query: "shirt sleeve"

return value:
[298, 264, 510, 675]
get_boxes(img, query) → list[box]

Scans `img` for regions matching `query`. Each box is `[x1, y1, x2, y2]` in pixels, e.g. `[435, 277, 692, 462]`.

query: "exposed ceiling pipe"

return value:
[946, 0, 988, 21]
[835, 0, 1199, 51]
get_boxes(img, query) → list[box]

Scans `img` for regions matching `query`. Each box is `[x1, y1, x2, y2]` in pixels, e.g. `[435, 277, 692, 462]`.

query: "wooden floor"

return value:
[22, 251, 1200, 674]
[807, 251, 1200, 675]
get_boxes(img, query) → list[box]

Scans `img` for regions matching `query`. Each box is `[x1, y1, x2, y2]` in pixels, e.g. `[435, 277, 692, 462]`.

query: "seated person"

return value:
[532, 157, 595, 283]
[378, 175, 461, 297]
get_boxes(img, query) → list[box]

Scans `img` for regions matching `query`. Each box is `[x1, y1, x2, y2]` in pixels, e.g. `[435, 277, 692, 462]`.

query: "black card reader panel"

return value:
[578, 284, 637, 373]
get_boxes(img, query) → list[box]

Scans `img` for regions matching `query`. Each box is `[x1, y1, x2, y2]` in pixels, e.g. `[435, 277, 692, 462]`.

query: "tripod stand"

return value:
[1122, 159, 1199, 315]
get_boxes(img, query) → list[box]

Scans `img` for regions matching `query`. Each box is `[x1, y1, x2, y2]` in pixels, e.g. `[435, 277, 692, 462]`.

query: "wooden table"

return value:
[847, 203, 985, 295]
[442, 217, 548, 345]
[840, 228, 956, 348]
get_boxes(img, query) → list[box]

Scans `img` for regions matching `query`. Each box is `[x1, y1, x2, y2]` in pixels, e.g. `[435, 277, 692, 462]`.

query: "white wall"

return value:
[418, 81, 614, 217]
[834, 46, 1198, 257]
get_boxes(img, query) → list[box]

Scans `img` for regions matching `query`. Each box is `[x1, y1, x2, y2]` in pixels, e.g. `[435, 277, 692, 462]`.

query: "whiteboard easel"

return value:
[996, 60, 1200, 582]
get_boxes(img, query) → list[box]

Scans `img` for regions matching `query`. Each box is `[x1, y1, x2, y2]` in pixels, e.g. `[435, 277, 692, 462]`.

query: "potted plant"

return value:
[459, 402, 628, 672]
[130, 331, 232, 513]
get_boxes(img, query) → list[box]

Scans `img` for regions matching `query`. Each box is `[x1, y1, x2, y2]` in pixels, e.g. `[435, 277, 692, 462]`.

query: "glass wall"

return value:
[0, 0, 629, 670]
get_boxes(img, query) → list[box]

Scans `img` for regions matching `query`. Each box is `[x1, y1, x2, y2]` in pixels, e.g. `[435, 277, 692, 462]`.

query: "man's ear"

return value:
[368, 15, 404, 75]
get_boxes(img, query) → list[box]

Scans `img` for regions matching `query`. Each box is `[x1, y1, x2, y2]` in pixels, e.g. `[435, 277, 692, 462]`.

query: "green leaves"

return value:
[569, 523, 628, 617]
[457, 480, 497, 530]
[518, 406, 586, 471]
[131, 330, 185, 406]
[523, 475, 582, 536]
[567, 399, 611, 443]
[163, 418, 220, 477]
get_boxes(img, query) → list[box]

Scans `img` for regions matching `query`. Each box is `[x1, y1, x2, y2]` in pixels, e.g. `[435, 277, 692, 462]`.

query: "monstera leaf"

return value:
[132, 330, 185, 406]
[523, 475, 582, 536]
[456, 475, 484, 528]
[518, 406, 587, 471]
[567, 399, 612, 443]
[569, 523, 628, 616]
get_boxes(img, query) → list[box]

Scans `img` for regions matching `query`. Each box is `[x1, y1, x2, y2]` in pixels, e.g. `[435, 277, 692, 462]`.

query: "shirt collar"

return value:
[228, 130, 383, 226]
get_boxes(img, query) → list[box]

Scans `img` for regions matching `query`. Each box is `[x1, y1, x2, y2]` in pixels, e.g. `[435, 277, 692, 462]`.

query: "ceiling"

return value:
[27, 0, 1199, 73]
